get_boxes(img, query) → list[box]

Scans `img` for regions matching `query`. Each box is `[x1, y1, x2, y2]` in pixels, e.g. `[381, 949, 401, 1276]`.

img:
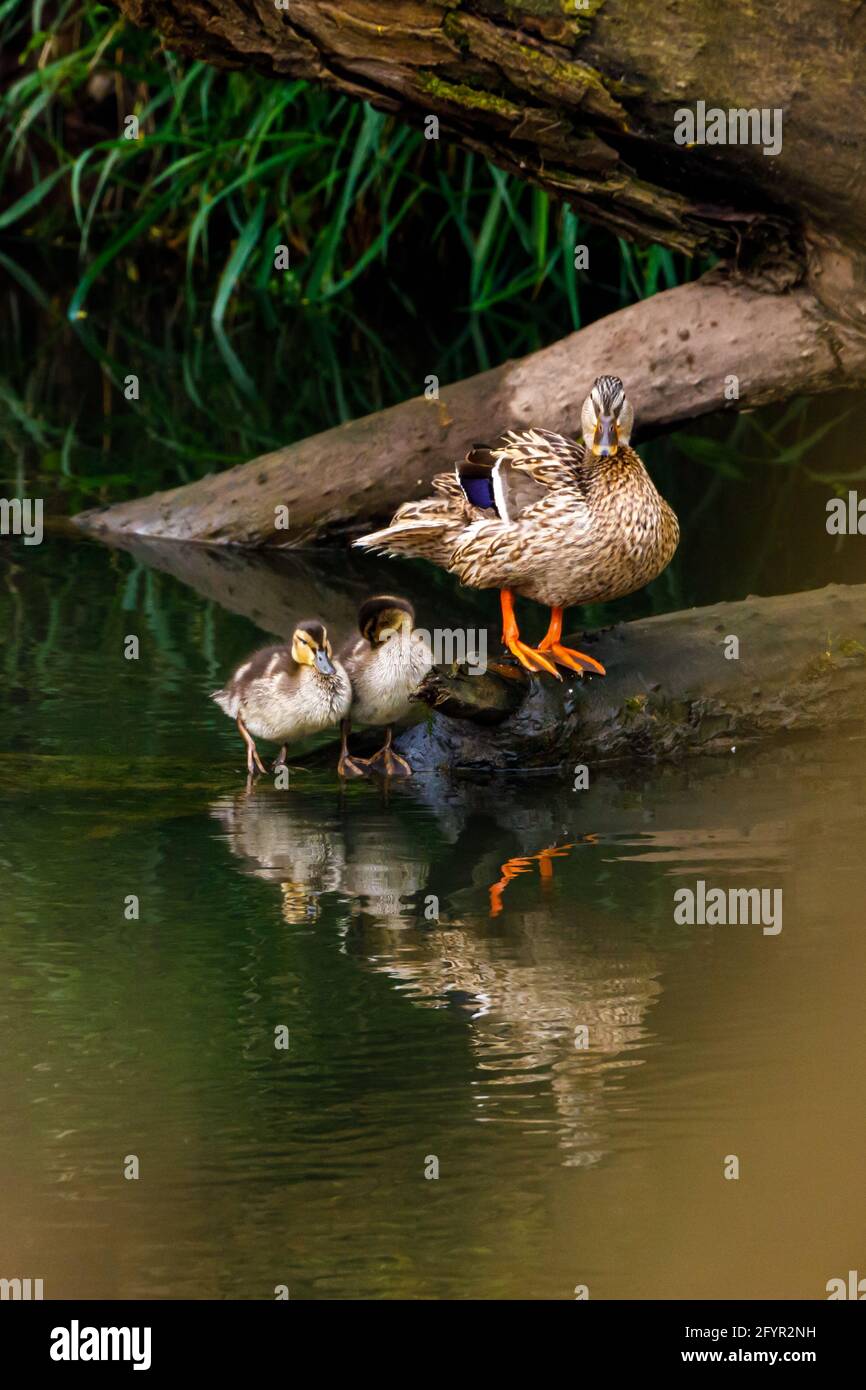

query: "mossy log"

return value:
[402, 582, 866, 771]
[115, 0, 866, 255]
[77, 0, 866, 546]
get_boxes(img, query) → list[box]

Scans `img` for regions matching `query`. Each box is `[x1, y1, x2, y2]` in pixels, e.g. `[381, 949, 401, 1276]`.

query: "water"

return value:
[1, 536, 865, 1300]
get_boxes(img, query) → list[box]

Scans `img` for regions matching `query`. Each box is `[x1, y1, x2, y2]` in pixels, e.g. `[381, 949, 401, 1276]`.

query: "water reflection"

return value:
[210, 778, 661, 1167]
[3, 535, 866, 1298]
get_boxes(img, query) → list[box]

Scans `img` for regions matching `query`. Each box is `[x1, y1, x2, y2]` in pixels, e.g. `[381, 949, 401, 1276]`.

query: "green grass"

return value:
[9, 0, 826, 522]
[2, 2, 685, 331]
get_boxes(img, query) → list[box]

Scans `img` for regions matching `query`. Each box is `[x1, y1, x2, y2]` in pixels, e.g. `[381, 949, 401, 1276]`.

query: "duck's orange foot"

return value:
[540, 642, 606, 676]
[503, 635, 561, 679]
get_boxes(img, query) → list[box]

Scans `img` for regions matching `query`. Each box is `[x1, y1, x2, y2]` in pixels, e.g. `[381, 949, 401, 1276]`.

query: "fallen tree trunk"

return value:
[75, 272, 866, 546]
[402, 582, 866, 770]
[73, 0, 866, 546]
[116, 0, 866, 254]
[87, 532, 866, 768]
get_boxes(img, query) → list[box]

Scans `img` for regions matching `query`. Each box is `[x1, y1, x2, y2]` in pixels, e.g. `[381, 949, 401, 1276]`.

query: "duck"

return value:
[211, 620, 358, 777]
[355, 375, 679, 679]
[340, 595, 433, 777]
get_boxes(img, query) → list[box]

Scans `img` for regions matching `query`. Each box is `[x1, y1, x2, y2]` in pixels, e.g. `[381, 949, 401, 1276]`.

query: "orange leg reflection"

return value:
[489, 836, 598, 917]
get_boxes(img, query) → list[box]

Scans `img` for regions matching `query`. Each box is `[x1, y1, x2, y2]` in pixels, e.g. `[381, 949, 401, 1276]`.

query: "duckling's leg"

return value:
[538, 606, 606, 676]
[365, 725, 412, 778]
[237, 716, 267, 775]
[337, 718, 369, 780]
[273, 745, 288, 769]
[500, 590, 560, 678]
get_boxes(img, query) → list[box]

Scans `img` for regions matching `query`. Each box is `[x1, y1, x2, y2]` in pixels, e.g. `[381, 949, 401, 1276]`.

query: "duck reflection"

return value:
[209, 778, 663, 1165]
[210, 790, 347, 923]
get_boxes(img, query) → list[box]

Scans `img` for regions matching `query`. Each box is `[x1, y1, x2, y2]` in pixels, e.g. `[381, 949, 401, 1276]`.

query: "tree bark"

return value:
[405, 581, 866, 771]
[82, 0, 866, 545]
[115, 0, 866, 254]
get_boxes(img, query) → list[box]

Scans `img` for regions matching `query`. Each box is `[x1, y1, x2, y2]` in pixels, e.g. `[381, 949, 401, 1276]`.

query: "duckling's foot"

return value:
[366, 745, 413, 779]
[338, 753, 369, 780]
[237, 716, 268, 775]
[503, 636, 561, 678]
[541, 642, 606, 677]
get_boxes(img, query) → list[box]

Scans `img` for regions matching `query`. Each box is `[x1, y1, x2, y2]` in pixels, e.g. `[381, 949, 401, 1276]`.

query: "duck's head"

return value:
[291, 620, 336, 675]
[358, 595, 415, 646]
[581, 375, 634, 458]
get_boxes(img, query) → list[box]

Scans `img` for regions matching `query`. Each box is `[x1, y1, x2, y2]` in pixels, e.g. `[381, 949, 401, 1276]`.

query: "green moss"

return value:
[513, 39, 625, 109]
[500, 0, 607, 37]
[561, 0, 608, 34]
[417, 73, 520, 118]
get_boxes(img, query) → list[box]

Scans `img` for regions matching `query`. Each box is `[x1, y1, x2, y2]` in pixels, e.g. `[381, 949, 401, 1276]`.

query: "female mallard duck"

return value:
[340, 595, 433, 778]
[356, 376, 679, 678]
[211, 620, 358, 777]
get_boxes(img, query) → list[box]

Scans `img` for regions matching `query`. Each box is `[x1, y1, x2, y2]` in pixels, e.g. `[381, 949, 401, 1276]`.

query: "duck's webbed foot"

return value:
[538, 607, 606, 676]
[503, 633, 561, 678]
[365, 726, 412, 778]
[540, 642, 606, 676]
[500, 588, 561, 679]
[338, 753, 369, 779]
[367, 745, 412, 778]
[337, 719, 371, 779]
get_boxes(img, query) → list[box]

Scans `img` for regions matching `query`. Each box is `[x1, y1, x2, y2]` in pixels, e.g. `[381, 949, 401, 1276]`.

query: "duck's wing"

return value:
[354, 475, 477, 565]
[457, 429, 584, 524]
[497, 428, 586, 489]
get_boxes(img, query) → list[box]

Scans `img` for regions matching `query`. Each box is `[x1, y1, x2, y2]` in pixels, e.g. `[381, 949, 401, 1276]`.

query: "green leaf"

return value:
[211, 198, 266, 324]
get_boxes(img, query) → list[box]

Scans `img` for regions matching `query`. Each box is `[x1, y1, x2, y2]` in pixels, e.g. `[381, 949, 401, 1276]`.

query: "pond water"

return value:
[1, 535, 865, 1300]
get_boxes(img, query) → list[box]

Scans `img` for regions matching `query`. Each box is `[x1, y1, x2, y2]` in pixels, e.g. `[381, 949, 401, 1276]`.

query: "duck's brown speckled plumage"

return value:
[357, 426, 679, 611]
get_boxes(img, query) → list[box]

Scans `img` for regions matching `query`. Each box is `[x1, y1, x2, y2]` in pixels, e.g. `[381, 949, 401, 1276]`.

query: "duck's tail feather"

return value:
[211, 687, 239, 718]
[354, 485, 470, 565]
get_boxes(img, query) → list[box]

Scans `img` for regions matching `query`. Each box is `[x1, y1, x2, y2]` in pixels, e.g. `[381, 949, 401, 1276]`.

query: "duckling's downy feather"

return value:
[342, 628, 433, 727]
[212, 644, 351, 743]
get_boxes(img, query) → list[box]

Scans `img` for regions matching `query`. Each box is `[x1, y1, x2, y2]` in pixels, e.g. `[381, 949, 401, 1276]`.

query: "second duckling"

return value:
[341, 595, 433, 777]
[212, 620, 359, 778]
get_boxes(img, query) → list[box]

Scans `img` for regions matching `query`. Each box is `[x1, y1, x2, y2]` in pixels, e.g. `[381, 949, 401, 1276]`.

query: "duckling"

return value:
[211, 620, 359, 777]
[340, 596, 433, 778]
[355, 376, 679, 679]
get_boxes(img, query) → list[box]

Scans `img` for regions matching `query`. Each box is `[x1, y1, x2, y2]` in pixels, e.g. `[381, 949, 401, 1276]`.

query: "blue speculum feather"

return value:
[461, 474, 497, 511]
